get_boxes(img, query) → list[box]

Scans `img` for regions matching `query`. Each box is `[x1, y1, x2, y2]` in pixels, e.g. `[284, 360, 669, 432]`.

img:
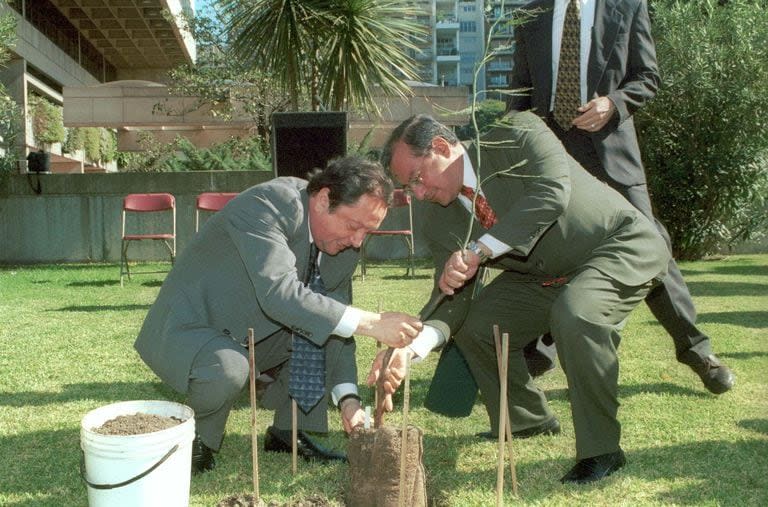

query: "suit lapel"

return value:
[587, 0, 624, 97]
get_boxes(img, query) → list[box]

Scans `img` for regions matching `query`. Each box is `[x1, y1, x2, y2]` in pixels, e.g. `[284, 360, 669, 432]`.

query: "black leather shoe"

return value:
[560, 449, 626, 484]
[191, 434, 216, 475]
[476, 417, 561, 440]
[264, 426, 346, 462]
[682, 353, 734, 394]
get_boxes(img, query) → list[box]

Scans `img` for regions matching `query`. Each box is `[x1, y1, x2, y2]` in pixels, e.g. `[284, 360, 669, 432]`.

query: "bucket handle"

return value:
[80, 444, 179, 490]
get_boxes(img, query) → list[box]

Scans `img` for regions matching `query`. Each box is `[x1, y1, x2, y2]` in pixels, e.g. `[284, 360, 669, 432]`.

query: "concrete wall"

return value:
[0, 172, 429, 264]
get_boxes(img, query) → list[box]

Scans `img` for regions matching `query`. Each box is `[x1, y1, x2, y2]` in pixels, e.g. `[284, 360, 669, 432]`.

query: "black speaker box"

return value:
[271, 112, 348, 179]
[27, 150, 51, 173]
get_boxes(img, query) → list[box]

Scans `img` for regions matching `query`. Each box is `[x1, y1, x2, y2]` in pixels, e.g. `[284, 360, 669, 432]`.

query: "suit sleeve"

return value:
[606, 0, 660, 124]
[224, 188, 347, 347]
[482, 114, 571, 256]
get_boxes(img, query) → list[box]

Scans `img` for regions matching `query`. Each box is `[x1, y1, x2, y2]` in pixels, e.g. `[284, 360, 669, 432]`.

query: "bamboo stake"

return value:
[375, 300, 383, 411]
[496, 332, 509, 507]
[398, 353, 412, 507]
[247, 328, 260, 503]
[291, 400, 298, 475]
[493, 325, 519, 497]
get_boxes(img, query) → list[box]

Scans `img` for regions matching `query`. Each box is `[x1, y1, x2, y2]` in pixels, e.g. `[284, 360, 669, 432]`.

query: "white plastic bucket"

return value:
[80, 400, 195, 507]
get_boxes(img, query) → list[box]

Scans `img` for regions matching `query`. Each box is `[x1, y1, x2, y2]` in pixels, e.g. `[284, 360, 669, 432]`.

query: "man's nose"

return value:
[351, 230, 367, 248]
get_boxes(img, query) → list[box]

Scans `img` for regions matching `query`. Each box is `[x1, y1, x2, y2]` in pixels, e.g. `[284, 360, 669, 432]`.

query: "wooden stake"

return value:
[247, 328, 260, 503]
[493, 325, 519, 497]
[398, 353, 412, 507]
[496, 332, 509, 507]
[291, 399, 298, 475]
[375, 300, 383, 411]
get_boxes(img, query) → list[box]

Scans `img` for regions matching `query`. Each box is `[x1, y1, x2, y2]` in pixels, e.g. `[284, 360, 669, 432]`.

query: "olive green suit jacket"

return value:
[134, 177, 359, 396]
[423, 112, 668, 413]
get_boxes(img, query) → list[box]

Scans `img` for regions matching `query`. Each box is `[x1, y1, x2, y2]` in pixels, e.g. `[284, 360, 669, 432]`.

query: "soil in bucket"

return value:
[94, 413, 183, 435]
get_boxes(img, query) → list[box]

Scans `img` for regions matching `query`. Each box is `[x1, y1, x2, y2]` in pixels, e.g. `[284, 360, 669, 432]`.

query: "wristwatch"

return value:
[466, 240, 490, 263]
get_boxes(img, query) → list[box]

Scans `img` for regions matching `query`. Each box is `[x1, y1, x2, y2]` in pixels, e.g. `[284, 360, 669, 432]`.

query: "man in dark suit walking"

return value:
[508, 0, 733, 393]
[135, 156, 422, 474]
[372, 111, 670, 483]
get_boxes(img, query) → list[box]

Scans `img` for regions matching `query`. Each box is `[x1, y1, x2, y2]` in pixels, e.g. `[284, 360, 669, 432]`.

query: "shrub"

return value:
[636, 0, 768, 259]
[28, 95, 65, 145]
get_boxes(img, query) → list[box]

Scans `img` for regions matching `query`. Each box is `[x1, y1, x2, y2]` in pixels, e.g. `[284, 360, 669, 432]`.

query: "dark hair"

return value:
[307, 155, 394, 210]
[380, 114, 459, 170]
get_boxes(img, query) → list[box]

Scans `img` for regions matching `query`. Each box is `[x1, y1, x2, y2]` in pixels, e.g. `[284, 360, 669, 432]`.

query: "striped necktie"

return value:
[553, 0, 581, 130]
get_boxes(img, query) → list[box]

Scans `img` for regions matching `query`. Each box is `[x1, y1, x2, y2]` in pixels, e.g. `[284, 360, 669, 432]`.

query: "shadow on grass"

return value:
[67, 280, 121, 287]
[719, 351, 768, 360]
[738, 418, 768, 436]
[686, 280, 768, 297]
[51, 304, 152, 312]
[418, 436, 768, 505]
[682, 263, 768, 277]
[697, 311, 768, 328]
[0, 381, 178, 407]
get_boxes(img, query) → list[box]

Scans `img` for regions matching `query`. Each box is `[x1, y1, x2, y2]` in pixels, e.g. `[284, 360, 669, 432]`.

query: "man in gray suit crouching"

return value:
[135, 156, 422, 474]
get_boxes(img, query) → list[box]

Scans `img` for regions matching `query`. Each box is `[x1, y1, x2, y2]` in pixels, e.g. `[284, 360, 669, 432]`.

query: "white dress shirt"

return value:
[550, 0, 597, 110]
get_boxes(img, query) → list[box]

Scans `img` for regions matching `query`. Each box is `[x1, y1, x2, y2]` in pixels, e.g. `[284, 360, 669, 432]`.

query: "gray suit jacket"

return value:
[508, 0, 660, 186]
[135, 177, 359, 394]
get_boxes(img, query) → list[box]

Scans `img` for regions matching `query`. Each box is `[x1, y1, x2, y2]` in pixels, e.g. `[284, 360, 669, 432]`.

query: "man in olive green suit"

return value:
[370, 112, 670, 483]
[135, 156, 422, 474]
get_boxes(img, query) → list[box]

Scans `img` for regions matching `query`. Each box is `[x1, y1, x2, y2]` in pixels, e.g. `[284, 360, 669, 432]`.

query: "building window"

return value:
[460, 21, 477, 33]
[462, 4, 477, 12]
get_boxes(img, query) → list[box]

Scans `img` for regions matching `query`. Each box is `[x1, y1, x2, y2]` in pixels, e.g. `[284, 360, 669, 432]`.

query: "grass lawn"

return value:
[1, 255, 766, 506]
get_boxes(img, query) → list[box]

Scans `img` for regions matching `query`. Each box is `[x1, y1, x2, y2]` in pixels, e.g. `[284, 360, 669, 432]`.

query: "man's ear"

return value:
[314, 187, 330, 212]
[431, 136, 452, 157]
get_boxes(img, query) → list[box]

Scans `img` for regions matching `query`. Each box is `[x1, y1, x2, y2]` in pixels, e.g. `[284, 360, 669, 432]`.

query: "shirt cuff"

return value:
[331, 382, 359, 406]
[332, 305, 361, 338]
[407, 325, 446, 362]
[478, 233, 511, 259]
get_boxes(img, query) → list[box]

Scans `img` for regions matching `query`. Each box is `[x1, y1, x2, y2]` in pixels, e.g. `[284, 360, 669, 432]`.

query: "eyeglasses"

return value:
[402, 155, 428, 195]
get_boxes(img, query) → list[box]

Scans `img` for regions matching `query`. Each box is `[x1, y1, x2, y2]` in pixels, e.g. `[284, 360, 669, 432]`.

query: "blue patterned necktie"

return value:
[289, 243, 327, 413]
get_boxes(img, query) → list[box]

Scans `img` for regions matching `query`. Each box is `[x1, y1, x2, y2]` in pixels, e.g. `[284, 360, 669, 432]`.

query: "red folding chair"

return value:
[360, 189, 415, 280]
[195, 192, 238, 232]
[120, 193, 176, 285]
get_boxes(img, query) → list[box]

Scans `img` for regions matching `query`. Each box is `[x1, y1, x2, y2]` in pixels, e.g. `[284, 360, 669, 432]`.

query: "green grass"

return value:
[1, 255, 767, 506]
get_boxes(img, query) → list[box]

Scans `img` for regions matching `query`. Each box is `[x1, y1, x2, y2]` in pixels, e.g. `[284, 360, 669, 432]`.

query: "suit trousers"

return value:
[552, 124, 712, 362]
[186, 330, 333, 450]
[454, 267, 653, 459]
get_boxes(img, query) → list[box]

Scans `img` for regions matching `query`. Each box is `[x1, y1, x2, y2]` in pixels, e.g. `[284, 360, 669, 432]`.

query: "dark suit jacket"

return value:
[420, 111, 669, 343]
[135, 177, 359, 395]
[508, 0, 660, 186]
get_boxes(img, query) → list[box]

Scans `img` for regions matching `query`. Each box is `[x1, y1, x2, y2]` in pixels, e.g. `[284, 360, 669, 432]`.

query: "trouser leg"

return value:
[186, 336, 250, 450]
[550, 268, 652, 458]
[453, 271, 554, 436]
[619, 184, 712, 360]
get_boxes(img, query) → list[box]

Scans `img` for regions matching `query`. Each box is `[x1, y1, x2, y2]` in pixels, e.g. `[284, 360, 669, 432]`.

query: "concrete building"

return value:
[0, 0, 196, 173]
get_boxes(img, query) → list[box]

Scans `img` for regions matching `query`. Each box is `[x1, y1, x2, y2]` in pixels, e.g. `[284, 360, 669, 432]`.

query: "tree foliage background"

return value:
[636, 0, 768, 259]
[0, 14, 22, 173]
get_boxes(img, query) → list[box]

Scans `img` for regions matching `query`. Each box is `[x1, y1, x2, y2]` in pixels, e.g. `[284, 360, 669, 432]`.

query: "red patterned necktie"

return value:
[553, 0, 581, 130]
[460, 186, 498, 229]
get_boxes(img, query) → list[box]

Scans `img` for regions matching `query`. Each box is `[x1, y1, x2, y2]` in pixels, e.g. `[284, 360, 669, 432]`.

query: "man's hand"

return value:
[438, 249, 481, 295]
[357, 312, 422, 348]
[366, 347, 414, 416]
[573, 96, 616, 132]
[340, 397, 365, 434]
